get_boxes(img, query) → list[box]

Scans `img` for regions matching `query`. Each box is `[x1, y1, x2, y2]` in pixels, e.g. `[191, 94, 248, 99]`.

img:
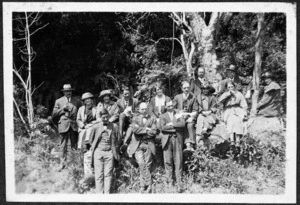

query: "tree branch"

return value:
[13, 67, 27, 89]
[150, 37, 182, 46]
[31, 81, 44, 95]
[29, 23, 49, 37]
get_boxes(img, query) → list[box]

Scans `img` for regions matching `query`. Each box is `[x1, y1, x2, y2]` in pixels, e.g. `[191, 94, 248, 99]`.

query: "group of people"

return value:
[51, 65, 284, 194]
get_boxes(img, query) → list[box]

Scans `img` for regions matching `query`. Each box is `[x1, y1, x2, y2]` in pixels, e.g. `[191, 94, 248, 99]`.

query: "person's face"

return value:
[264, 77, 272, 85]
[227, 70, 235, 79]
[84, 98, 93, 106]
[139, 106, 147, 115]
[166, 104, 174, 112]
[182, 84, 190, 94]
[63, 91, 72, 98]
[101, 114, 109, 124]
[103, 95, 110, 103]
[156, 87, 163, 96]
[227, 84, 235, 91]
[123, 90, 130, 100]
[202, 88, 209, 95]
[198, 68, 205, 78]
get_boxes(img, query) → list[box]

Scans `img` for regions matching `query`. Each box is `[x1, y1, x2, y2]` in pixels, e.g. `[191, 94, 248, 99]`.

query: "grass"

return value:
[14, 116, 285, 194]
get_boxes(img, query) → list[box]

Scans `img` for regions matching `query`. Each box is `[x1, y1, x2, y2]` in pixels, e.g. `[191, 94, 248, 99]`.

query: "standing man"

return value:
[218, 65, 252, 95]
[173, 81, 197, 152]
[124, 102, 158, 193]
[116, 87, 139, 138]
[257, 72, 282, 117]
[90, 109, 120, 194]
[159, 101, 186, 186]
[96, 90, 119, 124]
[52, 84, 82, 171]
[190, 67, 210, 97]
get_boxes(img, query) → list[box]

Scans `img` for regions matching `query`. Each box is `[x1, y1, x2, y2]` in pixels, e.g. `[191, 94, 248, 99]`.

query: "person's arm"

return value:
[173, 95, 179, 110]
[257, 90, 273, 110]
[96, 103, 102, 122]
[131, 116, 148, 135]
[160, 115, 176, 133]
[52, 100, 65, 119]
[218, 91, 232, 104]
[76, 107, 85, 129]
[239, 93, 248, 117]
[109, 103, 120, 123]
[210, 96, 218, 113]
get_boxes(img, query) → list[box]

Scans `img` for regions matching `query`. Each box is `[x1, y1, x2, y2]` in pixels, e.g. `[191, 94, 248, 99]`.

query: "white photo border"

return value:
[3, 2, 297, 203]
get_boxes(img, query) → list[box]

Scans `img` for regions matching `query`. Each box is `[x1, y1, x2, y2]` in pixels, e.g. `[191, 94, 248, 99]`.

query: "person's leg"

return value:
[185, 121, 195, 151]
[196, 115, 205, 135]
[163, 138, 173, 184]
[143, 146, 153, 193]
[174, 132, 183, 183]
[59, 132, 69, 170]
[70, 129, 78, 150]
[135, 148, 146, 191]
[94, 149, 104, 193]
[103, 151, 114, 194]
[119, 113, 126, 137]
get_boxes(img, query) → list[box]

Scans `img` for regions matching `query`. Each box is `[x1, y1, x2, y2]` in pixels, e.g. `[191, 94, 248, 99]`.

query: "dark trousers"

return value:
[185, 121, 196, 144]
[163, 132, 183, 183]
[60, 128, 78, 164]
[119, 113, 130, 137]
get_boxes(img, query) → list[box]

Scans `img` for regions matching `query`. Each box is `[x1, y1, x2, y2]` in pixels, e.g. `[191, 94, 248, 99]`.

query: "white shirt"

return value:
[168, 111, 174, 121]
[155, 95, 166, 114]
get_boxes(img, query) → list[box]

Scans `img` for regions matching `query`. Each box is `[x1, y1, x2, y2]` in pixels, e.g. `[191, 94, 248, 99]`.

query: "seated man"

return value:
[159, 101, 186, 186]
[124, 102, 158, 193]
[116, 87, 139, 138]
[96, 90, 119, 124]
[89, 109, 120, 194]
[193, 83, 218, 147]
[173, 81, 197, 152]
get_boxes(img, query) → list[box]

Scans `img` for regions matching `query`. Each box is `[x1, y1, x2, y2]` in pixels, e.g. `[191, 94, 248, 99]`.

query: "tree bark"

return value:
[189, 12, 220, 83]
[251, 13, 264, 115]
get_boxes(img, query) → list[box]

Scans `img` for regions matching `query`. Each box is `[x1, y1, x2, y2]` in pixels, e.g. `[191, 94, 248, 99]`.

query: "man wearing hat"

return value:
[116, 87, 139, 139]
[193, 82, 218, 147]
[89, 108, 120, 194]
[52, 84, 83, 171]
[77, 92, 97, 179]
[173, 81, 197, 152]
[159, 101, 186, 186]
[218, 65, 251, 95]
[257, 71, 282, 117]
[96, 90, 119, 124]
[124, 102, 158, 193]
[190, 67, 210, 97]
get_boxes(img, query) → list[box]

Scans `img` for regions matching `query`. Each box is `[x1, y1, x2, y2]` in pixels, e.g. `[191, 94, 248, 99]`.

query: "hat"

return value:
[99, 90, 112, 98]
[139, 102, 148, 109]
[201, 82, 210, 89]
[61, 84, 74, 92]
[226, 65, 236, 72]
[100, 108, 109, 116]
[81, 92, 94, 101]
[261, 71, 273, 79]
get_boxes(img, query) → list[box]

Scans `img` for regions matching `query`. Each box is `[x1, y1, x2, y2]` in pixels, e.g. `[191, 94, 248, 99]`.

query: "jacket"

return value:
[190, 77, 208, 97]
[89, 122, 120, 167]
[116, 97, 139, 114]
[159, 110, 186, 149]
[173, 93, 196, 113]
[52, 96, 82, 133]
[257, 81, 282, 117]
[126, 114, 158, 157]
[218, 75, 251, 95]
[96, 101, 119, 123]
[193, 94, 218, 118]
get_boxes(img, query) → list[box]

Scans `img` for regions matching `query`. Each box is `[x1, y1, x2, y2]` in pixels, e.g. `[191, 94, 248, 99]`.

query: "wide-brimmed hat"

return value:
[61, 84, 74, 92]
[81, 92, 94, 101]
[201, 82, 211, 89]
[226, 65, 236, 72]
[98, 90, 112, 99]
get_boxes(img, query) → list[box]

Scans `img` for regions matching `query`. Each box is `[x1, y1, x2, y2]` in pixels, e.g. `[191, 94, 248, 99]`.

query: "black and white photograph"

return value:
[3, 2, 297, 203]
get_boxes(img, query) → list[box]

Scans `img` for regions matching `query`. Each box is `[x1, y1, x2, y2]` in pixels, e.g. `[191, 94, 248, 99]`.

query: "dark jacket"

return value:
[116, 97, 139, 114]
[257, 81, 282, 117]
[52, 96, 82, 133]
[127, 114, 158, 157]
[173, 93, 196, 112]
[89, 121, 120, 167]
[159, 110, 186, 149]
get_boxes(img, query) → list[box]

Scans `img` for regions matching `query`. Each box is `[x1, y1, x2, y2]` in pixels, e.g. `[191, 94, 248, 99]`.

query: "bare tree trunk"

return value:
[251, 13, 264, 115]
[189, 12, 220, 83]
